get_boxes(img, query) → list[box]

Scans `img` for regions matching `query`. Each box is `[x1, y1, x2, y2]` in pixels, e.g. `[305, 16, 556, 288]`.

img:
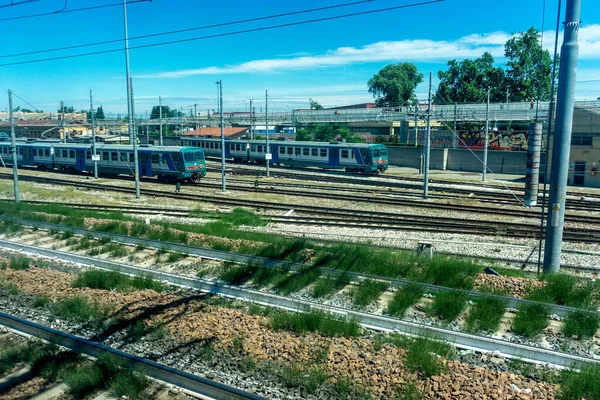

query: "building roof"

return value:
[184, 127, 247, 137]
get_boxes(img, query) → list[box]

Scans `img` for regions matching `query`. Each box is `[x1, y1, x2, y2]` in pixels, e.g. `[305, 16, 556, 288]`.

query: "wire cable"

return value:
[0, 0, 150, 22]
[1, 0, 375, 59]
[0, 0, 40, 9]
[0, 0, 444, 67]
[11, 91, 42, 112]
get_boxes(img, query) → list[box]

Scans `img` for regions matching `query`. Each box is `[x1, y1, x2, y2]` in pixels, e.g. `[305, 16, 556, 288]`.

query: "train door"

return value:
[245, 143, 251, 162]
[328, 147, 339, 168]
[23, 148, 34, 165]
[75, 149, 86, 171]
[271, 144, 279, 163]
[139, 151, 153, 177]
[225, 143, 231, 158]
[573, 161, 586, 185]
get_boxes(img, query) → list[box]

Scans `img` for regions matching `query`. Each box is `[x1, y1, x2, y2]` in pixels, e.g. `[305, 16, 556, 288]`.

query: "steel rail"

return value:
[2, 172, 600, 226]
[0, 224, 597, 319]
[0, 239, 597, 368]
[0, 312, 265, 400]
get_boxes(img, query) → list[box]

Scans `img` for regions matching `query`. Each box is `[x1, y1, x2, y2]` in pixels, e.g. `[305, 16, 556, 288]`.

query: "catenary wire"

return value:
[0, 0, 40, 9]
[11, 92, 42, 112]
[0, 0, 444, 67]
[1, 0, 376, 59]
[0, 0, 150, 22]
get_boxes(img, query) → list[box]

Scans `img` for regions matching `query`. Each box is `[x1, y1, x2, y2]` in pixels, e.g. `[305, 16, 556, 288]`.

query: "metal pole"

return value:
[265, 90, 270, 178]
[123, 0, 139, 199]
[159, 96, 163, 146]
[194, 103, 198, 134]
[423, 72, 432, 199]
[453, 102, 458, 149]
[89, 90, 98, 179]
[145, 110, 149, 144]
[130, 78, 140, 199]
[8, 89, 19, 202]
[60, 101, 65, 143]
[482, 88, 490, 181]
[219, 80, 226, 192]
[249, 99, 253, 140]
[544, 0, 580, 274]
[414, 110, 418, 147]
[537, 0, 562, 275]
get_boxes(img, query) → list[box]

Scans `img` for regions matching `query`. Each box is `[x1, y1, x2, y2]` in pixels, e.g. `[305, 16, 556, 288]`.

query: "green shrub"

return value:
[270, 310, 361, 337]
[8, 256, 30, 270]
[109, 370, 150, 399]
[512, 303, 550, 338]
[562, 310, 600, 339]
[527, 274, 598, 309]
[280, 364, 328, 394]
[4, 283, 18, 295]
[219, 264, 259, 285]
[257, 239, 311, 263]
[409, 257, 479, 290]
[465, 295, 508, 333]
[352, 279, 389, 307]
[559, 363, 600, 400]
[64, 363, 105, 397]
[396, 382, 425, 400]
[429, 290, 469, 322]
[386, 284, 425, 317]
[311, 275, 350, 298]
[51, 296, 108, 323]
[220, 208, 266, 227]
[273, 267, 321, 295]
[166, 252, 186, 263]
[405, 337, 455, 377]
[251, 266, 288, 288]
[73, 270, 164, 293]
[33, 294, 51, 308]
[59, 230, 74, 240]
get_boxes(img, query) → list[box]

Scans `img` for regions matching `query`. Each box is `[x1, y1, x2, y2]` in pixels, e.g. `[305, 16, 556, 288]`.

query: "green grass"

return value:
[109, 371, 150, 399]
[59, 230, 74, 240]
[102, 243, 129, 258]
[311, 274, 350, 298]
[429, 290, 469, 322]
[219, 263, 259, 285]
[562, 310, 600, 339]
[409, 257, 480, 290]
[465, 295, 508, 333]
[4, 283, 18, 295]
[352, 279, 389, 307]
[166, 252, 186, 263]
[395, 382, 425, 400]
[33, 294, 51, 308]
[220, 208, 267, 227]
[527, 274, 599, 309]
[0, 220, 23, 236]
[280, 364, 328, 394]
[72, 270, 165, 293]
[512, 303, 550, 338]
[270, 309, 361, 338]
[51, 296, 110, 324]
[64, 363, 105, 397]
[386, 284, 425, 317]
[72, 236, 97, 251]
[256, 238, 312, 263]
[251, 266, 289, 288]
[273, 267, 321, 295]
[559, 363, 600, 400]
[4, 256, 30, 270]
[0, 343, 30, 375]
[405, 337, 455, 378]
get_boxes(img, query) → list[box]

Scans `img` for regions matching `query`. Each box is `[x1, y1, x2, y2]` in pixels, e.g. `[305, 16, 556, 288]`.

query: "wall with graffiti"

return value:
[427, 130, 547, 151]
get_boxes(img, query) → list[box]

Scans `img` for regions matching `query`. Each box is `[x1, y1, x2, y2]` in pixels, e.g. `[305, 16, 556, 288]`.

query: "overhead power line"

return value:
[0, 0, 150, 22]
[0, 0, 444, 67]
[1, 0, 375, 59]
[0, 0, 40, 9]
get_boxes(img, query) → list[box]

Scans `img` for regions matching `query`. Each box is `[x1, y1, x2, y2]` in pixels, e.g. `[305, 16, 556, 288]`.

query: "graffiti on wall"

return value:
[454, 130, 546, 151]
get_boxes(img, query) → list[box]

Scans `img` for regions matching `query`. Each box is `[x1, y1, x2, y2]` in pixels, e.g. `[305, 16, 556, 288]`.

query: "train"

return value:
[0, 142, 206, 182]
[180, 138, 389, 173]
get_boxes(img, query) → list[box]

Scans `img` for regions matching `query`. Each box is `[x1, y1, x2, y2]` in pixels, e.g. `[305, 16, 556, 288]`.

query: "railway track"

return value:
[3, 173, 600, 243]
[1, 236, 598, 369]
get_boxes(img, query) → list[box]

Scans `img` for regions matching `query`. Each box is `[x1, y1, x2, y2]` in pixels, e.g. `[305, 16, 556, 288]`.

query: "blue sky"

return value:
[0, 0, 599, 116]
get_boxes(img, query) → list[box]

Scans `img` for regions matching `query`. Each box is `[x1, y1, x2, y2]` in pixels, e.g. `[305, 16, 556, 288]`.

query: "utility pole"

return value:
[414, 110, 418, 147]
[506, 87, 509, 105]
[544, 0, 580, 274]
[482, 88, 490, 182]
[8, 90, 19, 202]
[265, 90, 270, 178]
[130, 79, 140, 198]
[89, 90, 98, 178]
[423, 72, 432, 199]
[218, 80, 226, 192]
[145, 110, 149, 144]
[123, 0, 139, 199]
[194, 103, 198, 134]
[453, 102, 458, 149]
[60, 101, 65, 143]
[249, 99, 253, 140]
[159, 96, 163, 146]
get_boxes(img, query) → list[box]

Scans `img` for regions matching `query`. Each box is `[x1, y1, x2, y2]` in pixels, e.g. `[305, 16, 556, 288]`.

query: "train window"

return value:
[251, 146, 256, 152]
[111, 152, 118, 161]
[287, 147, 293, 155]
[351, 151, 355, 159]
[303, 148, 309, 156]
[184, 151, 196, 162]
[380, 147, 387, 156]
[279, 147, 285, 154]
[86, 152, 91, 160]
[295, 148, 300, 156]
[152, 154, 160, 163]
[102, 151, 109, 160]
[257, 145, 263, 152]
[69, 150, 75, 158]
[320, 149, 327, 157]
[195, 150, 204, 161]
[372, 148, 380, 157]
[341, 150, 349, 158]
[311, 148, 318, 157]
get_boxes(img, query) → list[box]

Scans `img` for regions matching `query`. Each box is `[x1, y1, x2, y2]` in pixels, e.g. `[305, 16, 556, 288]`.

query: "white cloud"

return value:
[136, 25, 600, 79]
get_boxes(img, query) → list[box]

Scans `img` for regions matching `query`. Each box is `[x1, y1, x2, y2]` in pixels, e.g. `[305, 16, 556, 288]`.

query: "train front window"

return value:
[195, 151, 204, 162]
[372, 148, 380, 157]
[184, 151, 195, 162]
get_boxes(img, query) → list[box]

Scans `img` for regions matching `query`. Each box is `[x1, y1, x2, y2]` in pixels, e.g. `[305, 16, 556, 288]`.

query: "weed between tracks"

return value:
[270, 309, 361, 338]
[73, 269, 165, 293]
[311, 274, 351, 298]
[386, 284, 425, 317]
[429, 290, 469, 322]
[352, 279, 389, 307]
[512, 303, 551, 338]
[559, 363, 600, 400]
[562, 310, 600, 339]
[526, 274, 599, 309]
[0, 255, 30, 271]
[465, 295, 508, 333]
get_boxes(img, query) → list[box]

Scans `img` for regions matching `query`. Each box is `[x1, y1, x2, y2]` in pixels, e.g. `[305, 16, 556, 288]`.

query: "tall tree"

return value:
[435, 52, 506, 103]
[96, 106, 105, 120]
[309, 98, 323, 110]
[295, 123, 364, 143]
[367, 63, 423, 106]
[149, 105, 182, 119]
[504, 27, 554, 102]
[57, 105, 75, 113]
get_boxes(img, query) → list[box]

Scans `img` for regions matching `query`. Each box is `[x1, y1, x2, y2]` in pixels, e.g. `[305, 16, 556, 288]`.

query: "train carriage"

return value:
[0, 142, 206, 182]
[181, 138, 388, 173]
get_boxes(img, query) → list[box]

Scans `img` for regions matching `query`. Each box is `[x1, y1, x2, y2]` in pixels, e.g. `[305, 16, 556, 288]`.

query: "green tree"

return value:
[367, 63, 423, 106]
[504, 27, 554, 102]
[435, 52, 506, 103]
[150, 105, 182, 119]
[295, 124, 364, 143]
[57, 105, 75, 113]
[96, 106, 105, 120]
[309, 98, 323, 110]
[20, 108, 33, 113]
